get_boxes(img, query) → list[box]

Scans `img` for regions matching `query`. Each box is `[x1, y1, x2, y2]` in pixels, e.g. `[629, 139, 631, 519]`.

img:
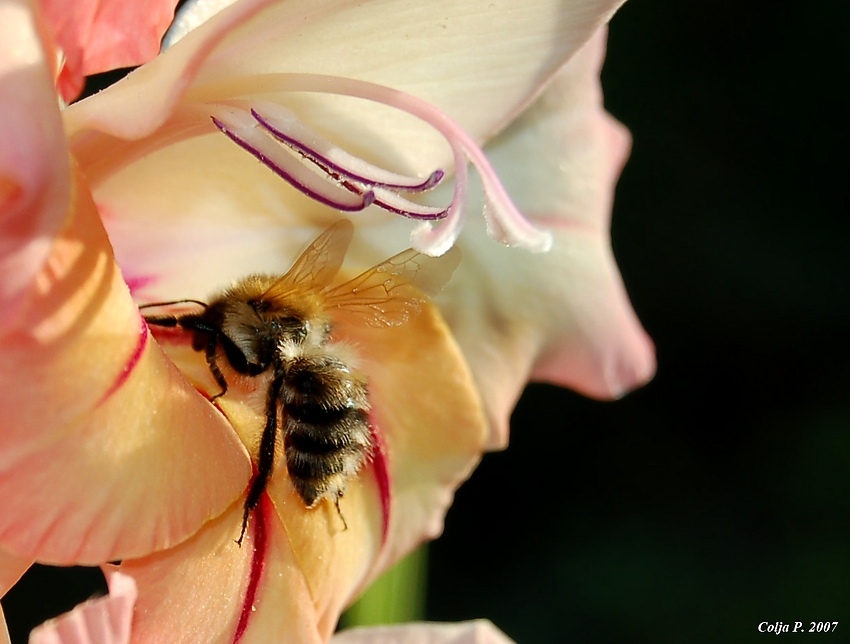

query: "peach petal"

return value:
[28, 570, 136, 644]
[0, 165, 251, 564]
[0, 0, 71, 327]
[333, 620, 514, 644]
[120, 497, 321, 643]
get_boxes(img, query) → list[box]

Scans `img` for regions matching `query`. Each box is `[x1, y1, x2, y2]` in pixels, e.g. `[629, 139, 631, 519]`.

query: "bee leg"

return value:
[142, 314, 180, 328]
[202, 334, 229, 401]
[237, 369, 285, 546]
[334, 492, 348, 531]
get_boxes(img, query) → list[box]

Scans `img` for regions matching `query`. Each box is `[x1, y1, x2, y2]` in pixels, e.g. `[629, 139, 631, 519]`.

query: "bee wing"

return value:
[261, 220, 354, 299]
[323, 245, 461, 327]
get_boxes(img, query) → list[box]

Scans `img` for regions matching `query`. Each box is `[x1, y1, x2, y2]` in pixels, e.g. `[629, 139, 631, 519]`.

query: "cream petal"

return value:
[179, 0, 629, 172]
[65, 0, 627, 173]
[0, 0, 70, 326]
[333, 621, 514, 644]
[62, 0, 633, 298]
[437, 29, 655, 447]
[0, 166, 251, 564]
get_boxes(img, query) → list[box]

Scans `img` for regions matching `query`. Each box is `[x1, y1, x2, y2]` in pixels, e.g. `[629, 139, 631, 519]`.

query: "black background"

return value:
[4, 1, 850, 642]
[426, 1, 850, 642]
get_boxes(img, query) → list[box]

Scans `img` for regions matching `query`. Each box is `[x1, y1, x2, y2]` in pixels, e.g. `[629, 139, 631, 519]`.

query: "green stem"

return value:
[341, 545, 428, 627]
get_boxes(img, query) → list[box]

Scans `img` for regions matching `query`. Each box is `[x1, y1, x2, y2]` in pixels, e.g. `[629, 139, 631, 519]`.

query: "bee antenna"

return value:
[138, 299, 208, 310]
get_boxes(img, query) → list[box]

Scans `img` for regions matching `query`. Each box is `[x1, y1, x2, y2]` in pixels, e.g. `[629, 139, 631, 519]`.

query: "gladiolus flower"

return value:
[1, 0, 654, 640]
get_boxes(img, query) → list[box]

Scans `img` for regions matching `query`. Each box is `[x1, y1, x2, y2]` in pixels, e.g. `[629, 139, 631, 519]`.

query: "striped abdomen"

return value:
[281, 352, 371, 507]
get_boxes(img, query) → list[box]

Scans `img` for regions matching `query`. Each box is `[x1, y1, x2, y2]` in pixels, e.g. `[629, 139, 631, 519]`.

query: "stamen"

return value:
[210, 106, 375, 213]
[249, 104, 444, 192]
[199, 73, 553, 255]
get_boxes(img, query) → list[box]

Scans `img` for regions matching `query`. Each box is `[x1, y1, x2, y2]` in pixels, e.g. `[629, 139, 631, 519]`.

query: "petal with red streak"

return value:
[0, 164, 251, 564]
[121, 497, 322, 643]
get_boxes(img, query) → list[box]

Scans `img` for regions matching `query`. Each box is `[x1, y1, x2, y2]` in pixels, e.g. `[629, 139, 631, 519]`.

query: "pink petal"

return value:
[0, 0, 70, 327]
[333, 621, 514, 644]
[28, 570, 136, 644]
[39, 0, 181, 101]
[439, 29, 655, 447]
[62, 0, 631, 239]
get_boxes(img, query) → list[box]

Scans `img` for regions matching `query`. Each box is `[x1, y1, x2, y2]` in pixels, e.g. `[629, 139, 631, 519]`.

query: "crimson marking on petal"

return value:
[211, 117, 375, 212]
[96, 315, 148, 407]
[369, 422, 391, 547]
[251, 109, 444, 192]
[146, 324, 193, 346]
[234, 493, 270, 643]
[124, 274, 156, 295]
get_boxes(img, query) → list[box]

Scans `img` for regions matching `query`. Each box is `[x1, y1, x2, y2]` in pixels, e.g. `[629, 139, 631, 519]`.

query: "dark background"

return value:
[4, 0, 850, 642]
[427, 1, 850, 642]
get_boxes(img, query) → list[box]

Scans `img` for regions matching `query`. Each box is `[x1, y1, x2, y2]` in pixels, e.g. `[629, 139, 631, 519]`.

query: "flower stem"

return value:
[341, 545, 429, 627]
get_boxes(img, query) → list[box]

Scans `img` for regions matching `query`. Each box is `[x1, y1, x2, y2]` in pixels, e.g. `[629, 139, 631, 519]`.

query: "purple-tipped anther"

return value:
[211, 114, 375, 212]
[210, 102, 447, 220]
[253, 107, 444, 193]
